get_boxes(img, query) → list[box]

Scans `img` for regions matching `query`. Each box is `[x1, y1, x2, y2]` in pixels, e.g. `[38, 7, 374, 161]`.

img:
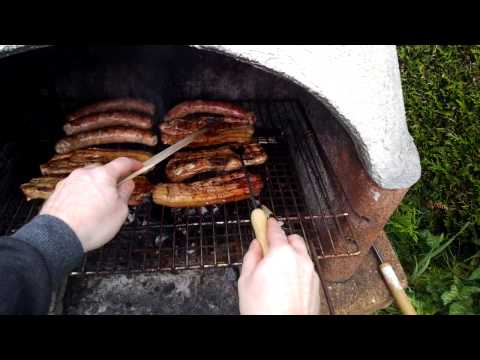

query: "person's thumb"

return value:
[266, 217, 288, 249]
[118, 179, 135, 204]
[103, 157, 143, 183]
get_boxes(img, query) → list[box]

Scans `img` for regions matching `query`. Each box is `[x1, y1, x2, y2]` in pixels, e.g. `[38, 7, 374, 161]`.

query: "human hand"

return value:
[40, 157, 143, 252]
[238, 218, 321, 315]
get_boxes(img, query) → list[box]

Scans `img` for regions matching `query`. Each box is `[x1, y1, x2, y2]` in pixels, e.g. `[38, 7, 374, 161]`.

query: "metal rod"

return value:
[371, 243, 385, 263]
[224, 204, 231, 264]
[234, 201, 245, 259]
[270, 101, 337, 253]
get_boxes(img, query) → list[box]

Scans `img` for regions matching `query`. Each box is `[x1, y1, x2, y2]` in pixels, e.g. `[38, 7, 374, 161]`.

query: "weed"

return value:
[379, 46, 480, 314]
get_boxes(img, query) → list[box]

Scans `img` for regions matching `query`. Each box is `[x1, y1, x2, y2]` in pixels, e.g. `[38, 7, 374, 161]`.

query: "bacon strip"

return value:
[165, 143, 267, 182]
[160, 115, 252, 136]
[161, 125, 253, 148]
[21, 176, 152, 206]
[153, 171, 263, 208]
[41, 148, 152, 175]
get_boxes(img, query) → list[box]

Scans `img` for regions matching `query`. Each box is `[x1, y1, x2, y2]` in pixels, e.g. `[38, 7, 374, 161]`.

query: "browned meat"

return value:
[55, 127, 158, 154]
[166, 147, 241, 182]
[167, 145, 236, 162]
[41, 148, 152, 175]
[49, 153, 72, 162]
[161, 125, 254, 147]
[66, 98, 155, 122]
[20, 176, 152, 206]
[64, 111, 153, 135]
[239, 143, 268, 166]
[20, 177, 63, 202]
[164, 100, 255, 124]
[67, 147, 151, 163]
[165, 143, 267, 182]
[152, 171, 263, 208]
[41, 161, 98, 176]
[49, 147, 152, 163]
[160, 115, 252, 136]
[127, 176, 154, 206]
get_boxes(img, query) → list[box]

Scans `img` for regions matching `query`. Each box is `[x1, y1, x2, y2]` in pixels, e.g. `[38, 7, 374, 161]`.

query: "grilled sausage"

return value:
[21, 176, 152, 206]
[67, 98, 155, 122]
[165, 143, 267, 182]
[64, 111, 153, 135]
[161, 125, 254, 147]
[153, 171, 263, 208]
[55, 127, 158, 154]
[41, 148, 152, 175]
[164, 100, 255, 124]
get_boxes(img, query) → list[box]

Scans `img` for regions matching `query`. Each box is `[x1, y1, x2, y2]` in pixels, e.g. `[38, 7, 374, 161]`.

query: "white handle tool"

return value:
[379, 263, 417, 315]
[251, 208, 269, 256]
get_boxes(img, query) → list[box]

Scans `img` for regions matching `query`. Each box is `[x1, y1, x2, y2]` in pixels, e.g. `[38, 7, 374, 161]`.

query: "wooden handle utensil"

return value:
[251, 208, 269, 255]
[379, 262, 417, 315]
[372, 244, 416, 315]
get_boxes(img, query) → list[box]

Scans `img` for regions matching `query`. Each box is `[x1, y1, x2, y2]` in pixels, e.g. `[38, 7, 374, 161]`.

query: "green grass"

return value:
[379, 46, 480, 315]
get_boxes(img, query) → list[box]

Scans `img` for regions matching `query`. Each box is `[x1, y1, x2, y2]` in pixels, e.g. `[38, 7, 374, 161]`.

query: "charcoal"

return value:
[171, 208, 183, 216]
[126, 209, 136, 224]
[225, 267, 238, 282]
[211, 205, 220, 215]
[177, 226, 187, 237]
[185, 208, 197, 217]
[155, 234, 170, 247]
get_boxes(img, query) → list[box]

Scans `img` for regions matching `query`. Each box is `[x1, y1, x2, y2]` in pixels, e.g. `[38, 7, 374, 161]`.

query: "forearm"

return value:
[12, 215, 84, 286]
[0, 215, 84, 314]
[0, 237, 52, 314]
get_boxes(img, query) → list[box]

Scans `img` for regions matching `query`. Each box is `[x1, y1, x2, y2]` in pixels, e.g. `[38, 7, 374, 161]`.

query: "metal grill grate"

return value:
[0, 100, 360, 276]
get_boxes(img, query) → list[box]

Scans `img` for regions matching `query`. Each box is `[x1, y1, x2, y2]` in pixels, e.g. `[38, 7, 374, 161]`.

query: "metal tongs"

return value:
[119, 128, 207, 185]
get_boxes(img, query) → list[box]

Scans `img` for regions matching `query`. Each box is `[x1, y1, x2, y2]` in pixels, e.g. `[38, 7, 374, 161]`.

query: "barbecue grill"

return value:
[0, 45, 421, 314]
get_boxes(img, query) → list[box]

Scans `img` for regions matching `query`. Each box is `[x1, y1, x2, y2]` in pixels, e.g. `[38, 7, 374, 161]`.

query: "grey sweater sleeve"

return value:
[11, 214, 84, 287]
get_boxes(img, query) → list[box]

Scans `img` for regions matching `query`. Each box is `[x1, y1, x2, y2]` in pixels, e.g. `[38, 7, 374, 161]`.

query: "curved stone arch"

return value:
[0, 44, 421, 189]
[192, 45, 421, 190]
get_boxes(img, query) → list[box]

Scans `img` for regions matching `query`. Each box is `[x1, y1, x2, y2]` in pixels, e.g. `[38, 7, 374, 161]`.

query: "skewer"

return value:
[372, 244, 417, 315]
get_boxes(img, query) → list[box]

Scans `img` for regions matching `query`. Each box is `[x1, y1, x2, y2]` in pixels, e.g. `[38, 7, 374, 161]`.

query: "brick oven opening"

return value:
[0, 45, 420, 314]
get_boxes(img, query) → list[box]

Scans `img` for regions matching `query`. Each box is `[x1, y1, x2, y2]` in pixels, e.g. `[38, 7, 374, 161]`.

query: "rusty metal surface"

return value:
[322, 231, 408, 315]
[305, 104, 409, 282]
